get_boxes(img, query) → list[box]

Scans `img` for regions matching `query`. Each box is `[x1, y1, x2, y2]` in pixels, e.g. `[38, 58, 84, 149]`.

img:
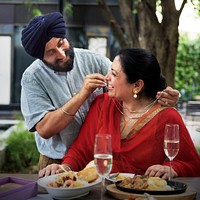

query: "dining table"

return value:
[0, 173, 200, 200]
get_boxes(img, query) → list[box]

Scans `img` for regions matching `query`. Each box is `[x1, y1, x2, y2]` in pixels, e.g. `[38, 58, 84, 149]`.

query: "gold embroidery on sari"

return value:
[121, 104, 167, 140]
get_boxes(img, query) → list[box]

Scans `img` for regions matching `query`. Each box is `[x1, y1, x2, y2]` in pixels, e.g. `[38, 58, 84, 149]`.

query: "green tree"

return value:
[97, 0, 200, 88]
[175, 34, 200, 100]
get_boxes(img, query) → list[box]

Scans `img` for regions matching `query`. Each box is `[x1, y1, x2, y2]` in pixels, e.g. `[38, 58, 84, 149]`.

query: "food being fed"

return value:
[119, 175, 173, 191]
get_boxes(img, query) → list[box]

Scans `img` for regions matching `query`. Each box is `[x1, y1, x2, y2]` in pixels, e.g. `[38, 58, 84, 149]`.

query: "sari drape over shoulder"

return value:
[62, 93, 200, 177]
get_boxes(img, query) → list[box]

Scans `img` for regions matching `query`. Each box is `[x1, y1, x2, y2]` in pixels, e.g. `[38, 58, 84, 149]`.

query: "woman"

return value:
[39, 48, 200, 179]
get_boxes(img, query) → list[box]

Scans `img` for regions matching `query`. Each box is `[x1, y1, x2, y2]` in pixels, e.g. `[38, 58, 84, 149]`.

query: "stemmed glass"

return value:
[94, 134, 113, 198]
[164, 124, 180, 181]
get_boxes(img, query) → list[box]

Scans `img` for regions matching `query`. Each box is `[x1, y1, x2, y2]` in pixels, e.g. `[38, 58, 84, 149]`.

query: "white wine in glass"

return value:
[164, 124, 180, 181]
[94, 134, 113, 190]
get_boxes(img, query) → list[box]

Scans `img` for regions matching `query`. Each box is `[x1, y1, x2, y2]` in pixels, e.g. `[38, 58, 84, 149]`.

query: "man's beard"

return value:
[43, 45, 75, 72]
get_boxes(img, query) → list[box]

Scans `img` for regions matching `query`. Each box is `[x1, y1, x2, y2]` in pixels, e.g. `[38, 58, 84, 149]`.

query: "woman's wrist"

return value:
[62, 164, 73, 171]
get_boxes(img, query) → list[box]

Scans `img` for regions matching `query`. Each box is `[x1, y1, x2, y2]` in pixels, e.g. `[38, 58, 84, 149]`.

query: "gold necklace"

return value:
[122, 99, 157, 114]
[114, 99, 157, 119]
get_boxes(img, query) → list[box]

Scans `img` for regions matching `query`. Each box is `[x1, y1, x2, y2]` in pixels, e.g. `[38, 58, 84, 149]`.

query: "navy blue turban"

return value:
[21, 12, 66, 59]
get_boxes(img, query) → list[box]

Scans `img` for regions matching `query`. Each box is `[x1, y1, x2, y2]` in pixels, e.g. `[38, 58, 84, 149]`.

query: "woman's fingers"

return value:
[145, 164, 177, 180]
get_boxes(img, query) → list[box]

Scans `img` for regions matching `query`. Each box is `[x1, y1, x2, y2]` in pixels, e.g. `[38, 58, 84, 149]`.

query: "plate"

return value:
[37, 173, 101, 199]
[115, 180, 187, 195]
[106, 173, 135, 183]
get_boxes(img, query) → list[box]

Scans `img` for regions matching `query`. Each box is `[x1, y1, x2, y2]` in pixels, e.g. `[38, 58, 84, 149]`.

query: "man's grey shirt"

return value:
[21, 48, 111, 159]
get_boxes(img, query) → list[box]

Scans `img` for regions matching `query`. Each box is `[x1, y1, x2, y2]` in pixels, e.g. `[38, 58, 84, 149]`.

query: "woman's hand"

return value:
[144, 164, 178, 180]
[38, 163, 64, 178]
[156, 86, 179, 107]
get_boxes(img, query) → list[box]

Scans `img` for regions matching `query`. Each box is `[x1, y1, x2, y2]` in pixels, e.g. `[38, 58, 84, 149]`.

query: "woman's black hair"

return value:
[117, 48, 167, 98]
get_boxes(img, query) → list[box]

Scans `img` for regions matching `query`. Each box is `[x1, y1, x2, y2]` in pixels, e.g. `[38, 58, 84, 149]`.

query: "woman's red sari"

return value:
[62, 93, 200, 177]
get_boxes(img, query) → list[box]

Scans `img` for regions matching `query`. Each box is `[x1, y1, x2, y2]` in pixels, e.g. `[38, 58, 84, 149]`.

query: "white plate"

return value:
[37, 173, 101, 200]
[106, 173, 135, 183]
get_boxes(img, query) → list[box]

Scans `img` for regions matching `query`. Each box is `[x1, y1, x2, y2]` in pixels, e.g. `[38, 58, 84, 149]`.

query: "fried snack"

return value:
[119, 175, 173, 191]
[47, 163, 99, 188]
[85, 160, 95, 169]
[55, 171, 77, 185]
[47, 171, 86, 188]
[63, 179, 85, 188]
[77, 166, 99, 183]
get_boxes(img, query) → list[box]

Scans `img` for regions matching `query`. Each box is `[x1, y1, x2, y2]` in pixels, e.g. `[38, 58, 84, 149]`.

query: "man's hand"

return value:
[79, 73, 106, 98]
[156, 86, 179, 107]
[145, 164, 178, 180]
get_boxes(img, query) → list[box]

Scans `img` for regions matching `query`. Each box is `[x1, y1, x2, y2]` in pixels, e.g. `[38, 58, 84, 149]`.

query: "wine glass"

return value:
[164, 124, 180, 181]
[94, 134, 113, 195]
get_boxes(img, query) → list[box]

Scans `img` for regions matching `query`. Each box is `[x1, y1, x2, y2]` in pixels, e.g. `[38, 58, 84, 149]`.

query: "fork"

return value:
[109, 172, 120, 179]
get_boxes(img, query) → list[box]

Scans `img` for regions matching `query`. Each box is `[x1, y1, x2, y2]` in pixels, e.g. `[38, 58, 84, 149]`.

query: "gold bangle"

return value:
[60, 107, 75, 116]
[59, 164, 73, 172]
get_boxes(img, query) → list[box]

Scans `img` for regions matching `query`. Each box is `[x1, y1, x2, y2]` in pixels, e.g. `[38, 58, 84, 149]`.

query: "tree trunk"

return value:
[97, 0, 187, 87]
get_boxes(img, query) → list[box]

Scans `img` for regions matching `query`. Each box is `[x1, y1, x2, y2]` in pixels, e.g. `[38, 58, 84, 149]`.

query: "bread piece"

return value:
[84, 160, 95, 169]
[77, 166, 98, 183]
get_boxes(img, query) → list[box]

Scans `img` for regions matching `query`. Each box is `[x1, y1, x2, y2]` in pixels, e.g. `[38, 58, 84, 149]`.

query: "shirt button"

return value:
[81, 113, 85, 117]
[73, 92, 77, 96]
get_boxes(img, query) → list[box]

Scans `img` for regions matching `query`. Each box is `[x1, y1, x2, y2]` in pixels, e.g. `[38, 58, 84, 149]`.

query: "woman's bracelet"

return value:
[65, 164, 73, 171]
[60, 107, 75, 116]
[59, 164, 73, 172]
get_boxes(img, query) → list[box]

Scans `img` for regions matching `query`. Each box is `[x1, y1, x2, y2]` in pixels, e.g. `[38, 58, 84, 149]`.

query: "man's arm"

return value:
[35, 73, 106, 139]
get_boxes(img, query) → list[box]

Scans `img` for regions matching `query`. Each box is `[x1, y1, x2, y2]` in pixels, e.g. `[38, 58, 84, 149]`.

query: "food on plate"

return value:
[77, 166, 99, 183]
[47, 165, 99, 188]
[118, 175, 173, 191]
[47, 171, 85, 188]
[107, 172, 135, 182]
[115, 173, 129, 181]
[85, 160, 95, 168]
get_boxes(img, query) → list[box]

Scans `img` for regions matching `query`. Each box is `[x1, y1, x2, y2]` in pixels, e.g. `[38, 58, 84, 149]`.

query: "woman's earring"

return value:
[133, 91, 137, 99]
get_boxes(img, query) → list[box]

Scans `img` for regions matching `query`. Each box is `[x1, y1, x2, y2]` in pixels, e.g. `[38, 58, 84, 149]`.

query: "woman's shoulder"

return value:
[160, 107, 179, 113]
[159, 107, 184, 121]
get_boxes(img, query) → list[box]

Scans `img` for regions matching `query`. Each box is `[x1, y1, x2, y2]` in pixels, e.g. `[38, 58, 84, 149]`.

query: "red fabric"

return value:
[62, 93, 200, 176]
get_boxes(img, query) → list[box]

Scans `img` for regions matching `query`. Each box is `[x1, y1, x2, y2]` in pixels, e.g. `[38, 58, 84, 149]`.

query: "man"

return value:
[21, 12, 179, 170]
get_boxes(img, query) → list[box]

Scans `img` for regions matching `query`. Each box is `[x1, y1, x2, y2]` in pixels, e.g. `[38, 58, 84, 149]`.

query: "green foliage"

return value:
[175, 34, 200, 101]
[32, 8, 42, 16]
[23, 0, 44, 17]
[191, 0, 200, 15]
[23, 0, 73, 17]
[196, 146, 200, 155]
[63, 1, 73, 17]
[2, 122, 39, 173]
